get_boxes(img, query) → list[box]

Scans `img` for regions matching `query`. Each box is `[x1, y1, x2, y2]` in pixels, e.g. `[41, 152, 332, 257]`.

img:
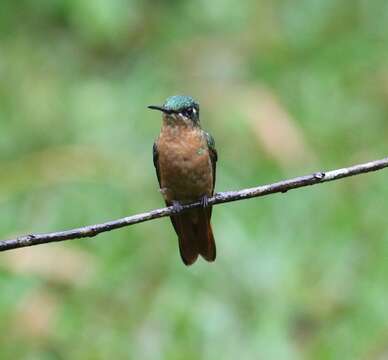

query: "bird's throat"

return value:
[162, 113, 197, 129]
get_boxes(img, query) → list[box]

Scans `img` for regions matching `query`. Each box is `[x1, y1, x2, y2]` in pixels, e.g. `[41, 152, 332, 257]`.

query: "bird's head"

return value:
[148, 95, 200, 126]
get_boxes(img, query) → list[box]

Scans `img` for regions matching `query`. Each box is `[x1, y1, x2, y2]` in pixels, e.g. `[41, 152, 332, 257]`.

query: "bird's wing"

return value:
[153, 140, 161, 186]
[192, 130, 217, 262]
[204, 131, 218, 193]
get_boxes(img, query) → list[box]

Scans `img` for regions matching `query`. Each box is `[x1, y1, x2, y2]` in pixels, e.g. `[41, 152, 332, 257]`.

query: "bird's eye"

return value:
[184, 107, 193, 117]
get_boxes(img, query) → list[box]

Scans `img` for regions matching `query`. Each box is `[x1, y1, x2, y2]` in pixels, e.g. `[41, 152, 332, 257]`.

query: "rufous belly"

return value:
[157, 125, 213, 203]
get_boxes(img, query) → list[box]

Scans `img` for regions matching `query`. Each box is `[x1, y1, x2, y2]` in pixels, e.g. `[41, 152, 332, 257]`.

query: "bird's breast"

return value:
[157, 125, 213, 202]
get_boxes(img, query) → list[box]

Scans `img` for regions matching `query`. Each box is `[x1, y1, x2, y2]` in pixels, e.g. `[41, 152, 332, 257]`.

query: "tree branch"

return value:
[1, 157, 387, 252]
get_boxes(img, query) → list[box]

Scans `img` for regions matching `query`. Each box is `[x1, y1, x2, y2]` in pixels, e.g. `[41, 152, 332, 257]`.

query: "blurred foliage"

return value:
[0, 0, 388, 359]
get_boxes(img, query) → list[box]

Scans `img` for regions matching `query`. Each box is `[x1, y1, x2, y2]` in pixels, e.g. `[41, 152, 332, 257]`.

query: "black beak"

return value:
[147, 105, 171, 114]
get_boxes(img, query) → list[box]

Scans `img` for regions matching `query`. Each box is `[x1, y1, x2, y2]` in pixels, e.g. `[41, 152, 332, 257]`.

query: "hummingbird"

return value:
[148, 95, 217, 265]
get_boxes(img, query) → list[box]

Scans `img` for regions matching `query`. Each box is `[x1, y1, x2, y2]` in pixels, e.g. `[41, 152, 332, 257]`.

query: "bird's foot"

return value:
[172, 201, 184, 214]
[200, 195, 209, 208]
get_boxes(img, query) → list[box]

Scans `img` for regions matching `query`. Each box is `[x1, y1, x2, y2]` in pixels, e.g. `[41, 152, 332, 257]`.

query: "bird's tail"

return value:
[171, 208, 216, 266]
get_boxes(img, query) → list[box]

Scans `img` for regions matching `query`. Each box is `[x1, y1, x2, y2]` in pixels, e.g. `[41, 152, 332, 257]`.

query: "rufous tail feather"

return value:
[171, 208, 216, 265]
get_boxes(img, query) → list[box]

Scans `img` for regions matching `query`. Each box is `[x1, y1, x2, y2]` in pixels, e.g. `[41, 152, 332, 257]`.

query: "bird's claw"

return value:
[172, 201, 184, 214]
[200, 195, 209, 208]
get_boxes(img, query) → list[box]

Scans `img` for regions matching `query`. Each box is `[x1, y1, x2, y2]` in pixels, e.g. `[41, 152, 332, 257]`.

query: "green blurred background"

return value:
[1, 1, 387, 359]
